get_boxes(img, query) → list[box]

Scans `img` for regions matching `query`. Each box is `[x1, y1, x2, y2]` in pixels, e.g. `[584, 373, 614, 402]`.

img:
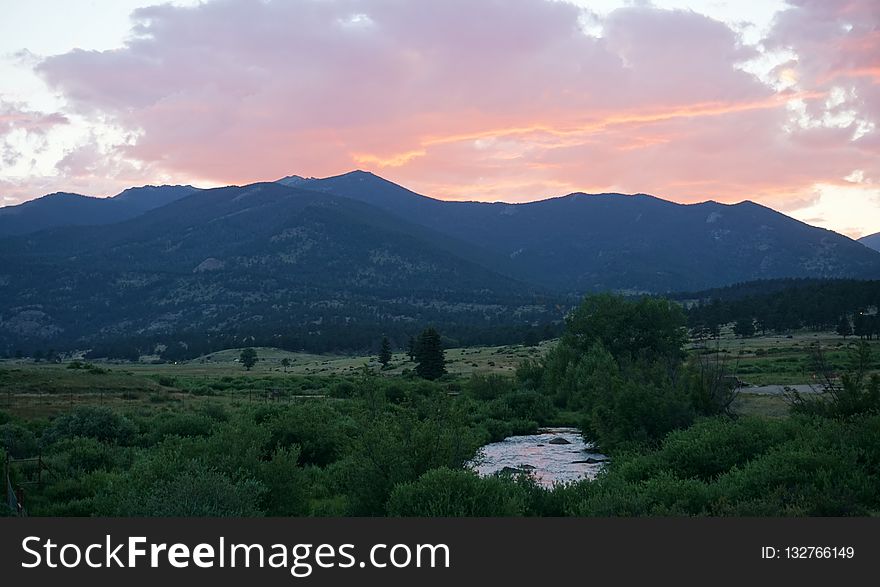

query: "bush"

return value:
[267, 403, 350, 466]
[566, 414, 880, 517]
[0, 423, 39, 458]
[330, 381, 355, 398]
[47, 437, 116, 473]
[387, 468, 525, 516]
[43, 406, 137, 445]
[712, 442, 876, 516]
[111, 465, 265, 517]
[384, 383, 409, 404]
[576, 471, 712, 516]
[466, 374, 515, 401]
[344, 404, 487, 515]
[650, 417, 796, 482]
[494, 389, 555, 424]
[149, 413, 215, 443]
[581, 375, 694, 452]
[258, 446, 309, 516]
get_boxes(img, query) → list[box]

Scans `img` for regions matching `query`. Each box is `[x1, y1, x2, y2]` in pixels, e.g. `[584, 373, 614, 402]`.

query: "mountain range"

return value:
[1, 171, 879, 356]
[0, 185, 199, 236]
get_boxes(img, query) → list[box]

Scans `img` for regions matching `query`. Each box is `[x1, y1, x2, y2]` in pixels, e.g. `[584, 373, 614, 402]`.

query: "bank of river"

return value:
[470, 427, 607, 487]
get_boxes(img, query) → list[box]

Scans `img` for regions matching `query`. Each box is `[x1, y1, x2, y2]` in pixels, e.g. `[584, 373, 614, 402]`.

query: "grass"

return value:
[730, 393, 790, 419]
[2, 331, 873, 421]
[690, 329, 880, 386]
[0, 341, 550, 419]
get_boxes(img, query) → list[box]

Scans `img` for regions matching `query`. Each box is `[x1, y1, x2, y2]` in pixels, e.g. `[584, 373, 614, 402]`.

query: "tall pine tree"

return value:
[378, 336, 392, 369]
[836, 315, 852, 338]
[414, 327, 446, 380]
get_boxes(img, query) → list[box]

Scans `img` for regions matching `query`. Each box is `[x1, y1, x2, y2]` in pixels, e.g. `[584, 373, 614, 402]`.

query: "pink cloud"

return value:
[0, 101, 67, 135]
[12, 0, 875, 231]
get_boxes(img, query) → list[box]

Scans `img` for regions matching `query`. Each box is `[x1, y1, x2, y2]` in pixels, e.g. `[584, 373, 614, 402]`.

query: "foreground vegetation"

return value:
[3, 293, 879, 517]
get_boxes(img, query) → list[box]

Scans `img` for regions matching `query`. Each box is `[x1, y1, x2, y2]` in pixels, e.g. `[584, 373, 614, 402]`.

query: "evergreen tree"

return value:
[240, 347, 258, 371]
[733, 317, 755, 338]
[836, 315, 853, 338]
[378, 337, 392, 369]
[414, 328, 446, 380]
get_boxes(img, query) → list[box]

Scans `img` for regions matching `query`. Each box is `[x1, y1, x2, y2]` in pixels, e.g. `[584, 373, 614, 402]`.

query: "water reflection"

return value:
[470, 427, 607, 487]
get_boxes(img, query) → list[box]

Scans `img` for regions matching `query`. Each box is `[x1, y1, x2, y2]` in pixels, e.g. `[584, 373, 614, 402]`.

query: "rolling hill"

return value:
[0, 182, 554, 357]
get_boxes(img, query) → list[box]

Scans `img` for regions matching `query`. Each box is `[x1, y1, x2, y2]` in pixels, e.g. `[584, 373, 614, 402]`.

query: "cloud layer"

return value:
[3, 0, 879, 235]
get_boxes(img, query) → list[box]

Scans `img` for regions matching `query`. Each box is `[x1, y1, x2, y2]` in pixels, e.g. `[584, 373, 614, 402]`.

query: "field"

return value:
[691, 329, 880, 385]
[0, 341, 550, 419]
[2, 332, 876, 421]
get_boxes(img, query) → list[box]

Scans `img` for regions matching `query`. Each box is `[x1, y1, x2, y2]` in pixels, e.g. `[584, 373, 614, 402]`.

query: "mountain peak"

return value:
[112, 184, 198, 199]
[326, 169, 383, 181]
[275, 175, 309, 187]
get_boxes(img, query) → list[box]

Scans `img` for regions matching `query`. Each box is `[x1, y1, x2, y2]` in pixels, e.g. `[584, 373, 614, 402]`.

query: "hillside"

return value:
[0, 182, 556, 357]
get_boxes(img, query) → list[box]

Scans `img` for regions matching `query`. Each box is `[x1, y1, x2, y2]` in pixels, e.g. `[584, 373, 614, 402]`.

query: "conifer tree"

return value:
[414, 328, 446, 380]
[378, 337, 392, 369]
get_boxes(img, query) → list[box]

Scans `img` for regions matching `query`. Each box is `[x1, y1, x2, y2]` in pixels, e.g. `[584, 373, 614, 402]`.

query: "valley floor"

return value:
[1, 331, 876, 421]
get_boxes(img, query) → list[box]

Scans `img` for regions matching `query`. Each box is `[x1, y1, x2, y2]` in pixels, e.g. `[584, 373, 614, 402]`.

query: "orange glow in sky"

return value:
[0, 0, 878, 238]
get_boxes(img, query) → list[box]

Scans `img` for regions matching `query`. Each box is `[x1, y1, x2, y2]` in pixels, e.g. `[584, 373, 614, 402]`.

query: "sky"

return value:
[0, 0, 878, 238]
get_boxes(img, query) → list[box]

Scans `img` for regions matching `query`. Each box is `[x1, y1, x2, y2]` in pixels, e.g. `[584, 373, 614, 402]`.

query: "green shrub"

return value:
[387, 468, 525, 516]
[258, 446, 309, 516]
[0, 422, 39, 457]
[266, 403, 350, 466]
[111, 465, 265, 517]
[43, 407, 137, 445]
[649, 417, 796, 482]
[330, 381, 355, 398]
[576, 471, 712, 516]
[47, 437, 116, 473]
[149, 413, 215, 443]
[466, 374, 514, 401]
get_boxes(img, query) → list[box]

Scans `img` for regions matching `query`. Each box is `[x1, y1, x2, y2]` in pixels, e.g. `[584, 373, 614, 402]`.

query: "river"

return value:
[470, 427, 607, 487]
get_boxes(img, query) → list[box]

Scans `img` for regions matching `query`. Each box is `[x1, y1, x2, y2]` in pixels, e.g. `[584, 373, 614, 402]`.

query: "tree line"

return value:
[684, 279, 880, 338]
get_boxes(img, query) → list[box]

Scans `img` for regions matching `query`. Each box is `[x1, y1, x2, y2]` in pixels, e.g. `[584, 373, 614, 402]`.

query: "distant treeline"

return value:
[683, 279, 880, 337]
[9, 278, 880, 361]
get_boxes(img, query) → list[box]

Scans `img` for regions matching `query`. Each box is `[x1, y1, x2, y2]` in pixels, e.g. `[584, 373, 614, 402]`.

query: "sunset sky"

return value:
[0, 0, 877, 238]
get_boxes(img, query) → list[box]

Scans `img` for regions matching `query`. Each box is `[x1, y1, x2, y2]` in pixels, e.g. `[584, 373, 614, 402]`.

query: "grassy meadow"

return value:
[2, 331, 878, 421]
